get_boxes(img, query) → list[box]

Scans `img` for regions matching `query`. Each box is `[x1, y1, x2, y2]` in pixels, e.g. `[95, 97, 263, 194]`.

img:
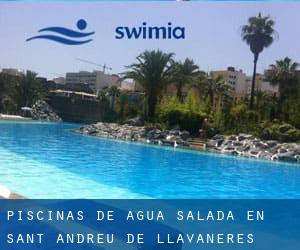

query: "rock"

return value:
[266, 140, 278, 148]
[228, 135, 237, 141]
[180, 131, 191, 140]
[75, 122, 193, 149]
[237, 134, 253, 141]
[207, 140, 219, 148]
[31, 100, 62, 122]
[223, 146, 235, 151]
[215, 139, 224, 147]
[125, 116, 144, 126]
[211, 134, 225, 140]
[233, 141, 243, 147]
[254, 141, 269, 150]
[161, 139, 174, 146]
[277, 152, 297, 162]
[259, 151, 272, 160]
[231, 151, 239, 156]
[236, 145, 250, 152]
[278, 148, 288, 154]
[171, 124, 181, 130]
[169, 130, 181, 136]
[75, 124, 300, 164]
[249, 150, 260, 156]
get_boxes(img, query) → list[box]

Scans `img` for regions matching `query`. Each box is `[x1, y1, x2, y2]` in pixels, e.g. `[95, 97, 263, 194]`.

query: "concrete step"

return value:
[189, 141, 206, 145]
[189, 138, 207, 150]
[190, 144, 206, 150]
[190, 138, 207, 142]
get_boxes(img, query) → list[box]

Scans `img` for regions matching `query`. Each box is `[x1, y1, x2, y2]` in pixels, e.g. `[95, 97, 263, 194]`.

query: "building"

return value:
[53, 77, 66, 85]
[1, 68, 24, 76]
[63, 83, 94, 94]
[120, 80, 135, 91]
[65, 70, 120, 93]
[120, 80, 144, 92]
[211, 67, 278, 99]
[211, 67, 248, 98]
[245, 73, 278, 96]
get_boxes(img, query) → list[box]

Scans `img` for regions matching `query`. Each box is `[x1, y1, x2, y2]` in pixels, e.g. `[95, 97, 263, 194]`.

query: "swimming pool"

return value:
[0, 121, 299, 198]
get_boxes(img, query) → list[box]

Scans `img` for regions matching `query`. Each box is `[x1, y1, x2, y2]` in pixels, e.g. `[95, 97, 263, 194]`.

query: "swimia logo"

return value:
[115, 22, 185, 40]
[26, 19, 95, 45]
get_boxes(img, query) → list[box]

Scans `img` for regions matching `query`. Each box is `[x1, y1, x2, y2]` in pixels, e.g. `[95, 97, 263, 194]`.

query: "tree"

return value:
[191, 71, 208, 100]
[16, 71, 44, 107]
[108, 85, 120, 110]
[122, 50, 174, 119]
[172, 58, 199, 101]
[267, 57, 299, 122]
[241, 13, 276, 109]
[205, 74, 229, 109]
[0, 73, 8, 112]
[0, 73, 23, 113]
[97, 89, 109, 103]
[267, 57, 299, 100]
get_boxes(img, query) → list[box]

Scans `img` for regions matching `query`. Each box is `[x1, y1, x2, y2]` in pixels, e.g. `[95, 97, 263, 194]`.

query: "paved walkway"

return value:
[0, 114, 32, 121]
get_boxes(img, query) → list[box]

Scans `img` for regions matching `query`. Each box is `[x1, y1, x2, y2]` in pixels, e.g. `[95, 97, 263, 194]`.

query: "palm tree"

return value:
[0, 73, 7, 112]
[0, 73, 19, 113]
[191, 71, 207, 100]
[16, 70, 44, 107]
[205, 74, 229, 109]
[122, 50, 174, 119]
[108, 85, 120, 110]
[97, 89, 109, 103]
[267, 57, 299, 100]
[172, 58, 199, 101]
[241, 13, 276, 109]
[255, 90, 268, 109]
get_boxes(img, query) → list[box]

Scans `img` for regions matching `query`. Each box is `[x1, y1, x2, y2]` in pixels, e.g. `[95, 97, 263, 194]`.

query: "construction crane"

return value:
[75, 58, 112, 74]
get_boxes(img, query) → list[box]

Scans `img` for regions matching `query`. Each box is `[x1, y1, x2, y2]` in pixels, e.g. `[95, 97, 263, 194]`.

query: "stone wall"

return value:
[47, 95, 112, 123]
[75, 123, 300, 164]
[75, 122, 191, 147]
[207, 134, 300, 163]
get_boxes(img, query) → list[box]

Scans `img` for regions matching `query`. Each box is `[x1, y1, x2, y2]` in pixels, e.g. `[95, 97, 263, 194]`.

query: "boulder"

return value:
[75, 124, 300, 164]
[169, 130, 181, 136]
[31, 100, 62, 121]
[237, 134, 253, 141]
[125, 116, 144, 126]
[266, 140, 278, 148]
[277, 152, 297, 162]
[277, 148, 288, 154]
[211, 134, 225, 140]
[180, 131, 191, 140]
[228, 135, 237, 141]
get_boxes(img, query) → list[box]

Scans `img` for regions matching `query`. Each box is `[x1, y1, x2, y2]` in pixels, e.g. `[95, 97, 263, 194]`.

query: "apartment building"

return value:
[211, 67, 248, 98]
[245, 73, 278, 96]
[65, 70, 120, 92]
[212, 67, 278, 99]
[1, 68, 24, 76]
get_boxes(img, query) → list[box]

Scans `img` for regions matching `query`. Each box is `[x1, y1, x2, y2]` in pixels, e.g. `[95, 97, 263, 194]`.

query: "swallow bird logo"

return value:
[26, 19, 95, 45]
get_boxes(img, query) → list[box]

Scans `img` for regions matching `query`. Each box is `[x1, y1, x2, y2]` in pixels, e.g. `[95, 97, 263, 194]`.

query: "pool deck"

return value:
[0, 114, 32, 121]
[9, 193, 25, 199]
[0, 184, 25, 199]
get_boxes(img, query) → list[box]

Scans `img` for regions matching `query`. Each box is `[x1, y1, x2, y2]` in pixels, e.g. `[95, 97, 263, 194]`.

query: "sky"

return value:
[0, 2, 300, 79]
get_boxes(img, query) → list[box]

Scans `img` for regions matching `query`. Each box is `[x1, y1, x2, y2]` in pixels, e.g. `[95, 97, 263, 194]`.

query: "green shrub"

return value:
[258, 122, 300, 142]
[157, 95, 207, 133]
[159, 109, 206, 133]
[287, 99, 300, 129]
[228, 103, 260, 133]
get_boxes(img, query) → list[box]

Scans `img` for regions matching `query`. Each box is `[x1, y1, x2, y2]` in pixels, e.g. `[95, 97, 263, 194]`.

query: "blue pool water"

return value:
[0, 121, 299, 198]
